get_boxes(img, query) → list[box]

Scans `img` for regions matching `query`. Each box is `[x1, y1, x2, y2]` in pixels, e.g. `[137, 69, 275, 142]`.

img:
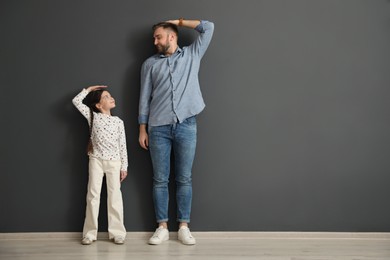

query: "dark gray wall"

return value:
[1, 0, 390, 232]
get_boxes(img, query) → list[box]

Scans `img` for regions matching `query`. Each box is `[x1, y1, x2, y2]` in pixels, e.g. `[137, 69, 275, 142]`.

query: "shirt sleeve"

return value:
[118, 119, 128, 171]
[138, 61, 153, 124]
[72, 89, 91, 125]
[189, 20, 215, 58]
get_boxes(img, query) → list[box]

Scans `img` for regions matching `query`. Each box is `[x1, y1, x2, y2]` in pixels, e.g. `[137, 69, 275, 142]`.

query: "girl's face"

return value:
[96, 91, 115, 112]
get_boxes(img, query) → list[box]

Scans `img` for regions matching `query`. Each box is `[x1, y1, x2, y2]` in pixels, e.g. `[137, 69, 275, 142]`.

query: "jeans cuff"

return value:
[177, 218, 190, 223]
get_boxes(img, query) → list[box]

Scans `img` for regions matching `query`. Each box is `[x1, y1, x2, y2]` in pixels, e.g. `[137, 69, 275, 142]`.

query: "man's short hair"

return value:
[152, 22, 179, 36]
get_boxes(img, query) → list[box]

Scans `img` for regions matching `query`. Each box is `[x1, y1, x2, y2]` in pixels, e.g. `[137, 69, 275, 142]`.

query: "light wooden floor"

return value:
[1, 232, 390, 260]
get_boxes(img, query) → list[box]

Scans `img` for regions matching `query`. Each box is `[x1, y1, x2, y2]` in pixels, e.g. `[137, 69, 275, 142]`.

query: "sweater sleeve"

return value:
[118, 119, 128, 171]
[72, 89, 91, 125]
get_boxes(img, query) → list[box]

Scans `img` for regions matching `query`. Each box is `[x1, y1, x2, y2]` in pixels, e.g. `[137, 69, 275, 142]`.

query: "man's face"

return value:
[153, 27, 171, 54]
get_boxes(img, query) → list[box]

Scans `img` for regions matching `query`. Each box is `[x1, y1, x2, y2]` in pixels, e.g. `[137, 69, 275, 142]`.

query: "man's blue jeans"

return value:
[148, 116, 197, 223]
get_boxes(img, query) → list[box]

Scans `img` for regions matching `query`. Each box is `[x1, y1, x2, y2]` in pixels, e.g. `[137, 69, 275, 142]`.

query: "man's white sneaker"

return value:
[148, 227, 169, 245]
[178, 226, 196, 245]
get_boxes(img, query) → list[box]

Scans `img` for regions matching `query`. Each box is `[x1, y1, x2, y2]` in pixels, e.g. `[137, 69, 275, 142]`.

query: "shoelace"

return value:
[181, 228, 193, 238]
[153, 228, 165, 238]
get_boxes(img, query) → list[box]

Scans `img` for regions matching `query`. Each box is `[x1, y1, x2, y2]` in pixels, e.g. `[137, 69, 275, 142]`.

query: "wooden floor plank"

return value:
[1, 233, 389, 260]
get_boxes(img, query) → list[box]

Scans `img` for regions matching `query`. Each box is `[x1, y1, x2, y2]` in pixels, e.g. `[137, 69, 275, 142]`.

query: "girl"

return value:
[72, 85, 128, 245]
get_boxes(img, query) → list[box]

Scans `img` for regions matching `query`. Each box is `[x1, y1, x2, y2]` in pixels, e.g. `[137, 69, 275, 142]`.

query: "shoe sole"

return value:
[179, 239, 196, 245]
[148, 237, 169, 245]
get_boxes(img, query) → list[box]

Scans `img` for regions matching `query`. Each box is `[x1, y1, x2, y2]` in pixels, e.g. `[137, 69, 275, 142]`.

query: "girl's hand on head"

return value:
[86, 85, 107, 92]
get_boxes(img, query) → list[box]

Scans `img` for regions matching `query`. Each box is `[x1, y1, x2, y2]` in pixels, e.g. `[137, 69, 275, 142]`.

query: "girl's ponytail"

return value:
[87, 107, 94, 154]
[84, 89, 104, 155]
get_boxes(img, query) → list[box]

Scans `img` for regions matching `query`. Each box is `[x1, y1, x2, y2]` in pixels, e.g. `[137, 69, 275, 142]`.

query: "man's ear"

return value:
[169, 32, 176, 42]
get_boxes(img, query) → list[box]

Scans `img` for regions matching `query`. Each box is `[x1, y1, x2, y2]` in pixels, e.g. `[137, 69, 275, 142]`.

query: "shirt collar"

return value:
[159, 47, 183, 58]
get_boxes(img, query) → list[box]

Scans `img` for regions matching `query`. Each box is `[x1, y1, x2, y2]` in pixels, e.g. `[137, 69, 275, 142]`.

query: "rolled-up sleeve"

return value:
[191, 20, 215, 58]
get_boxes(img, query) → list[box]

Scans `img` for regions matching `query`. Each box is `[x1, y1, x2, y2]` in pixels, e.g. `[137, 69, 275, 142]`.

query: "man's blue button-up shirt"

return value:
[138, 20, 214, 126]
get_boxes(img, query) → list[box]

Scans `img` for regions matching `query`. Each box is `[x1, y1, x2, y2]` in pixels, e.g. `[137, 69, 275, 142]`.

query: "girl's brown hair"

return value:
[83, 89, 105, 154]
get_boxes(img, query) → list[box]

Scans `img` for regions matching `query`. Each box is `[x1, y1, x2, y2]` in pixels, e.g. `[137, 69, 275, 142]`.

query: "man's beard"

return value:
[156, 42, 170, 55]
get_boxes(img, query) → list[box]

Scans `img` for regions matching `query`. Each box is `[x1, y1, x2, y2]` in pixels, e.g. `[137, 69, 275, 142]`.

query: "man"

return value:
[138, 18, 214, 245]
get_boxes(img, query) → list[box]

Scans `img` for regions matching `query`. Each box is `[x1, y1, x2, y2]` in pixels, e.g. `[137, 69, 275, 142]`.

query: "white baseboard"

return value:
[1, 232, 390, 240]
